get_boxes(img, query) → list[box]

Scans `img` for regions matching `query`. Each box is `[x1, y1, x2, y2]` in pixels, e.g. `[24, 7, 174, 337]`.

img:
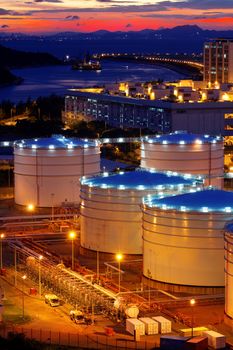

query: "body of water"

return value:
[0, 60, 184, 102]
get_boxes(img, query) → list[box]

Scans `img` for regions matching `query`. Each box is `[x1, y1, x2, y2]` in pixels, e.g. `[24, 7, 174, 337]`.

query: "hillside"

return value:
[0, 44, 61, 68]
[0, 44, 61, 86]
[0, 66, 22, 86]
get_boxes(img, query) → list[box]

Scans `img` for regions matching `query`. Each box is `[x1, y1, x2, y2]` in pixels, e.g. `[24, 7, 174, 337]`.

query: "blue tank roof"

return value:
[81, 169, 201, 190]
[144, 131, 222, 145]
[14, 135, 98, 149]
[144, 189, 233, 213]
[225, 222, 233, 233]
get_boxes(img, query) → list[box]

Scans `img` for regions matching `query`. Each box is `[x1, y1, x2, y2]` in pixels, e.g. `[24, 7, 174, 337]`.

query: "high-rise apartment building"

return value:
[204, 39, 233, 85]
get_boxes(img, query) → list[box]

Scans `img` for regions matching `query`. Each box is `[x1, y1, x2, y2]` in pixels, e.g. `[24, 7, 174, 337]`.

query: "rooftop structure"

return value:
[14, 135, 100, 207]
[141, 131, 224, 188]
[142, 189, 233, 294]
[80, 169, 201, 255]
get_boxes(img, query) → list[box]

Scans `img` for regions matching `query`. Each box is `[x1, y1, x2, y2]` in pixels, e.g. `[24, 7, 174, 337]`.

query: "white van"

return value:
[44, 294, 60, 307]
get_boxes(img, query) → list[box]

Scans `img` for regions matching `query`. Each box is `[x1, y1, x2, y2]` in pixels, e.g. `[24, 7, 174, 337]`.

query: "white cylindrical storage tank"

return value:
[224, 223, 233, 320]
[142, 189, 233, 294]
[14, 136, 100, 207]
[80, 169, 202, 255]
[141, 131, 224, 188]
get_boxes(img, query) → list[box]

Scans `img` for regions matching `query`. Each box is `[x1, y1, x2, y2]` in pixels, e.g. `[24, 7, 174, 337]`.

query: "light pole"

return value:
[14, 247, 17, 286]
[38, 255, 43, 297]
[147, 269, 152, 307]
[22, 274, 27, 319]
[0, 233, 5, 270]
[97, 250, 99, 283]
[116, 253, 123, 293]
[190, 298, 196, 337]
[51, 193, 54, 222]
[69, 231, 76, 270]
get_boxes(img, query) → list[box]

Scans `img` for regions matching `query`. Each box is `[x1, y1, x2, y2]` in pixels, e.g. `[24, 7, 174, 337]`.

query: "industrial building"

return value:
[141, 131, 224, 188]
[80, 169, 201, 255]
[142, 189, 233, 294]
[204, 39, 233, 85]
[224, 223, 233, 323]
[14, 136, 100, 207]
[64, 91, 233, 136]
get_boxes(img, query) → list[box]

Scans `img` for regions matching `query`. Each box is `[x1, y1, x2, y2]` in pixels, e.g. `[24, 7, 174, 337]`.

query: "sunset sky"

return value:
[0, 0, 233, 33]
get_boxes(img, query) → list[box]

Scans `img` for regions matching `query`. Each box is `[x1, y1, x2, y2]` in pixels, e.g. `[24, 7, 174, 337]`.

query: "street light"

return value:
[38, 255, 43, 297]
[27, 203, 35, 212]
[68, 231, 76, 270]
[22, 274, 27, 319]
[116, 253, 123, 293]
[190, 298, 196, 337]
[0, 233, 5, 270]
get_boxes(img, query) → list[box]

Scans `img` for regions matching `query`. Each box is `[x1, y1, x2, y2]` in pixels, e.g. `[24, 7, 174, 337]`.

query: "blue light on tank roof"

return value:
[101, 184, 108, 189]
[225, 207, 232, 213]
[180, 206, 187, 212]
[202, 206, 209, 212]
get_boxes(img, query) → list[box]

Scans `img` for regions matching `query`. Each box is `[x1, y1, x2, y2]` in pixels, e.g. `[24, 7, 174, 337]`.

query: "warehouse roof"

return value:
[81, 169, 201, 190]
[14, 135, 98, 149]
[144, 189, 233, 213]
[144, 131, 222, 145]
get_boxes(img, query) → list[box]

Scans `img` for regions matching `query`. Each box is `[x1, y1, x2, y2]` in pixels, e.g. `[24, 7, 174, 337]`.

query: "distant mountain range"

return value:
[0, 25, 233, 41]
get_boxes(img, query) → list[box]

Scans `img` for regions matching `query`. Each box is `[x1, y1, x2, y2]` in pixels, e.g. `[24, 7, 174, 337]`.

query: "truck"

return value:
[44, 294, 60, 307]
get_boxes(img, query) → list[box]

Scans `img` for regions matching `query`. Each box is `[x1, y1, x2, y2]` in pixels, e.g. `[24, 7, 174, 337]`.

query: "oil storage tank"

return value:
[141, 131, 224, 188]
[80, 169, 202, 255]
[14, 136, 100, 207]
[142, 189, 233, 294]
[224, 223, 233, 321]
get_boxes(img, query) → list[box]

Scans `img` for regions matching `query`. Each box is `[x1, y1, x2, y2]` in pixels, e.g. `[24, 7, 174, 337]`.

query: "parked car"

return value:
[44, 294, 60, 307]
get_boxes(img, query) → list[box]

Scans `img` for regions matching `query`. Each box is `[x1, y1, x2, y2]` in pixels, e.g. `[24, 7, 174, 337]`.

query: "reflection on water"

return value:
[0, 60, 184, 102]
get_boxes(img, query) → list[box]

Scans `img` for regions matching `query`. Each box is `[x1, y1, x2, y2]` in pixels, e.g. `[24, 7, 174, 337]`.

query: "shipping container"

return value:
[126, 318, 145, 336]
[202, 330, 226, 349]
[160, 335, 189, 350]
[139, 317, 158, 335]
[180, 327, 209, 337]
[185, 336, 208, 350]
[152, 316, 172, 334]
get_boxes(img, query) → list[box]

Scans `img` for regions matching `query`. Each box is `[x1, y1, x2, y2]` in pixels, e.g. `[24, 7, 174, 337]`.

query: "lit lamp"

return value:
[22, 274, 27, 318]
[68, 231, 76, 270]
[0, 233, 5, 269]
[38, 255, 43, 297]
[27, 203, 35, 212]
[116, 253, 123, 293]
[190, 298, 196, 337]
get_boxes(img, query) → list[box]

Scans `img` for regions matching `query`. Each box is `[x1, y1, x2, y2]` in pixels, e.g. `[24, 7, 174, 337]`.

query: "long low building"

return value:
[64, 91, 233, 136]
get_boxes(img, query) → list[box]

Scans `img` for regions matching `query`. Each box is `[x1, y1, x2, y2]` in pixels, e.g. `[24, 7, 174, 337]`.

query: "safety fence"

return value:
[0, 326, 160, 349]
